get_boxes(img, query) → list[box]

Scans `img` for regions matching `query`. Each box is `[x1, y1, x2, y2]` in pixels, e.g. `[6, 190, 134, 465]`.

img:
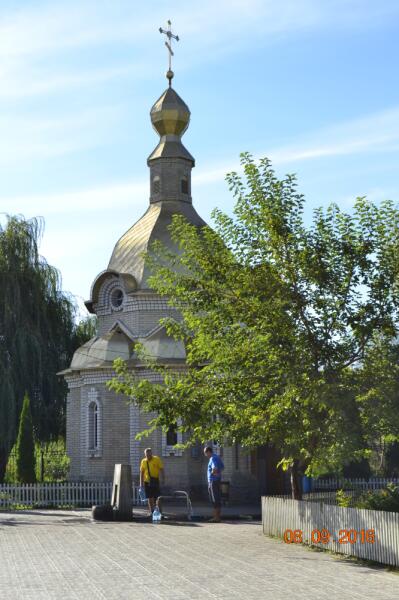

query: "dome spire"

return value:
[147, 22, 194, 206]
[159, 20, 179, 87]
[148, 21, 194, 167]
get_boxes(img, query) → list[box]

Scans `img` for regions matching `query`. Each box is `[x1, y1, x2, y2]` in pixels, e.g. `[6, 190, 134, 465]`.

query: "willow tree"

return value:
[0, 215, 78, 481]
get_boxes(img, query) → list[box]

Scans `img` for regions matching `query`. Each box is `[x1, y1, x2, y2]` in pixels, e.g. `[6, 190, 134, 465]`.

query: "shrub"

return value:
[36, 439, 70, 482]
[15, 394, 36, 483]
[356, 484, 399, 513]
[5, 437, 70, 483]
[336, 489, 352, 508]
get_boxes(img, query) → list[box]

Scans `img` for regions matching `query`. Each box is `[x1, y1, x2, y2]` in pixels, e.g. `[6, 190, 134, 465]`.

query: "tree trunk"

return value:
[290, 460, 302, 500]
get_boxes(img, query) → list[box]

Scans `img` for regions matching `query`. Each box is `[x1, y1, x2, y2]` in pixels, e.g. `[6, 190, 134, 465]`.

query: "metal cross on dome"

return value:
[159, 20, 179, 75]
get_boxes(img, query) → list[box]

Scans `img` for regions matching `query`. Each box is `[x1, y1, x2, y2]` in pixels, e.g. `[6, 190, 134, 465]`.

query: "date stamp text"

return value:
[283, 528, 375, 545]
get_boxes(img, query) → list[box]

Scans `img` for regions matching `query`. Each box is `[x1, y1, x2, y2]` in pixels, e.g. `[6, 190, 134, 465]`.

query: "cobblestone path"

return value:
[0, 510, 398, 599]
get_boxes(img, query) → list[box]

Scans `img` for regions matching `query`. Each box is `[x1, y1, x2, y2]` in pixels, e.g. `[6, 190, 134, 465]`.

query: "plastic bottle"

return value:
[138, 486, 146, 503]
[152, 506, 162, 524]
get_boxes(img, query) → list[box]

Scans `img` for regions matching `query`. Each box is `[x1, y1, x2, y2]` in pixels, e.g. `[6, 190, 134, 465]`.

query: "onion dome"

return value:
[150, 87, 190, 137]
[148, 85, 194, 164]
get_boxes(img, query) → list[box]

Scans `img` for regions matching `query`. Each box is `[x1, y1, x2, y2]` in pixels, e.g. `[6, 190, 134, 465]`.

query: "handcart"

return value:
[156, 490, 193, 521]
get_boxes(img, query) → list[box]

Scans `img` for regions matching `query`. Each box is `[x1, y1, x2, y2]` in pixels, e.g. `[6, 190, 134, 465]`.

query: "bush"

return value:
[36, 439, 70, 482]
[336, 489, 352, 508]
[355, 483, 399, 513]
[5, 437, 70, 483]
[15, 394, 36, 483]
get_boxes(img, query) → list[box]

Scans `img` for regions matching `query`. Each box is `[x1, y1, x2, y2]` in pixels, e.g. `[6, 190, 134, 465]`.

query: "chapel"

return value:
[61, 29, 283, 500]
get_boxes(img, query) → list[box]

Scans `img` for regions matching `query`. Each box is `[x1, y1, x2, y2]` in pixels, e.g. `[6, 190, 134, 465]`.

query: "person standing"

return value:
[204, 446, 224, 522]
[140, 448, 165, 514]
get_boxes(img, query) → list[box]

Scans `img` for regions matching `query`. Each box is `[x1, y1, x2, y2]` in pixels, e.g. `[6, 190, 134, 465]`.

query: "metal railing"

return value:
[312, 477, 399, 491]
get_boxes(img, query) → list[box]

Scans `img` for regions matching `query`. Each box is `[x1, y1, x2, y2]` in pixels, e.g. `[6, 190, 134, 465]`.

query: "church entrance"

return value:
[250, 444, 286, 496]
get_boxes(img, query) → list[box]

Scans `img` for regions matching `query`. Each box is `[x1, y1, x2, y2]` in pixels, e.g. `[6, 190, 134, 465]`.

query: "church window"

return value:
[87, 388, 101, 457]
[110, 288, 124, 310]
[152, 176, 161, 194]
[166, 424, 178, 446]
[181, 178, 188, 195]
[88, 401, 99, 451]
[162, 419, 183, 456]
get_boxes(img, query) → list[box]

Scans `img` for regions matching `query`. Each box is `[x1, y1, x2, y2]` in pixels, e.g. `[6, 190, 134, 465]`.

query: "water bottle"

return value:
[138, 486, 146, 503]
[152, 506, 162, 524]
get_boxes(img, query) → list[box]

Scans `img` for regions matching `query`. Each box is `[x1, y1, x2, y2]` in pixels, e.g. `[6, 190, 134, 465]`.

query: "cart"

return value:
[156, 490, 193, 521]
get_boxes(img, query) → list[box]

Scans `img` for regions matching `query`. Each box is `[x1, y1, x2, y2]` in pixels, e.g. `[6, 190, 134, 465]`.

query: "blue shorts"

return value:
[208, 480, 221, 508]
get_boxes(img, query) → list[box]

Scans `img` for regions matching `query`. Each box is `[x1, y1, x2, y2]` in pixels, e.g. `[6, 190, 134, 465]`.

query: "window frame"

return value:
[162, 419, 183, 457]
[86, 388, 102, 458]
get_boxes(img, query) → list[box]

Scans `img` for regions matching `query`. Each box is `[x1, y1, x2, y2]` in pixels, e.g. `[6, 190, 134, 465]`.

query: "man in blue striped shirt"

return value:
[204, 446, 224, 522]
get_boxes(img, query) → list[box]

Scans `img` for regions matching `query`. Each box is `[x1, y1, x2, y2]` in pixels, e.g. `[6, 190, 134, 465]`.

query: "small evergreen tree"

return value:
[15, 394, 36, 483]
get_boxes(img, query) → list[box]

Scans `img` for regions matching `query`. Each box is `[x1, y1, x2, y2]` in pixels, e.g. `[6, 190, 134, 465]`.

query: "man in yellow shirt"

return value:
[139, 448, 165, 514]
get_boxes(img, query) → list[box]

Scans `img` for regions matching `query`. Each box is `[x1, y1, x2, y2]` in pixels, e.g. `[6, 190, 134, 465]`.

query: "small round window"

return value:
[110, 288, 124, 310]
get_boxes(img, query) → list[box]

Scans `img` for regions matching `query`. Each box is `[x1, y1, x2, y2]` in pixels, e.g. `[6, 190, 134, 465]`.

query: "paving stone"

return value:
[0, 509, 398, 599]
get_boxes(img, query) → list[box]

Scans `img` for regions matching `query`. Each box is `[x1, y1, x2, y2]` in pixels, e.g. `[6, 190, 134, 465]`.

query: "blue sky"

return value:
[0, 0, 398, 316]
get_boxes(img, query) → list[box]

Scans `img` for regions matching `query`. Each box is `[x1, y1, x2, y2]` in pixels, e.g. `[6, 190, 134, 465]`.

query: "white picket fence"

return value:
[313, 477, 399, 491]
[0, 482, 145, 509]
[262, 496, 399, 567]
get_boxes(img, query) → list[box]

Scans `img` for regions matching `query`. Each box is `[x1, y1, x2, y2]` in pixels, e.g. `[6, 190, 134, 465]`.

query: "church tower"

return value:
[62, 24, 257, 499]
[62, 24, 207, 487]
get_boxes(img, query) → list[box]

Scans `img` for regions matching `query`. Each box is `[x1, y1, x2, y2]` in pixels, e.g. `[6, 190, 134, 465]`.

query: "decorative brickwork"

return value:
[63, 78, 257, 500]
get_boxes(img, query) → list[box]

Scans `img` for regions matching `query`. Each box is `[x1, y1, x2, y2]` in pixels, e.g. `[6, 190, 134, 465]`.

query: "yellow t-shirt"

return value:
[140, 456, 164, 483]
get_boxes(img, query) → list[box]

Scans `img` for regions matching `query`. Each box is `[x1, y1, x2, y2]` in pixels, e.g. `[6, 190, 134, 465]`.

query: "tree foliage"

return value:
[108, 155, 399, 495]
[5, 437, 70, 483]
[15, 393, 36, 483]
[0, 215, 92, 481]
[72, 315, 98, 350]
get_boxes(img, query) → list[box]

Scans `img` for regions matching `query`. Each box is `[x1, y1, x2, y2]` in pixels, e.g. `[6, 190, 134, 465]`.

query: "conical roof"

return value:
[107, 201, 206, 288]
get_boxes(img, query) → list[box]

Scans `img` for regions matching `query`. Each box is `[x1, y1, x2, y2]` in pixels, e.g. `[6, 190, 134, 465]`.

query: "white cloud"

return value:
[0, 63, 133, 99]
[271, 106, 399, 165]
[0, 104, 124, 163]
[0, 3, 151, 59]
[191, 105, 399, 184]
[0, 0, 398, 99]
[1, 0, 396, 59]
[0, 180, 148, 217]
[2, 104, 399, 214]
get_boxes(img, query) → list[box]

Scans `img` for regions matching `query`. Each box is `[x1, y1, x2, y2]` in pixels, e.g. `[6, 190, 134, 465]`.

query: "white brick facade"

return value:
[63, 79, 256, 500]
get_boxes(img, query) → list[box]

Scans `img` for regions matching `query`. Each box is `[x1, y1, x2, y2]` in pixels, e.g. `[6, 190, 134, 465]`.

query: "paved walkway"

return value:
[0, 510, 398, 599]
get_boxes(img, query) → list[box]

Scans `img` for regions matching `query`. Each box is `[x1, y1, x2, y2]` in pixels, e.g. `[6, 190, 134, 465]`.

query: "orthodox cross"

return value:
[159, 20, 179, 75]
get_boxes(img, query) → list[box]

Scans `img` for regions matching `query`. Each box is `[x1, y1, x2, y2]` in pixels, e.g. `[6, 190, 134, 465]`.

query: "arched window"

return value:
[88, 401, 99, 450]
[87, 388, 101, 457]
[181, 178, 189, 195]
[152, 176, 161, 194]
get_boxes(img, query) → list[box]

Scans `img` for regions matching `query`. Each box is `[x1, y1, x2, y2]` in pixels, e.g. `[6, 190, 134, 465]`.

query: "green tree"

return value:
[355, 335, 399, 474]
[15, 394, 36, 483]
[109, 155, 399, 498]
[72, 315, 98, 350]
[0, 215, 92, 481]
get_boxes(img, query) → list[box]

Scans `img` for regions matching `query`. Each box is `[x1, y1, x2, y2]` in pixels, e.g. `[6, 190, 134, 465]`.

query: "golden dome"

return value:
[150, 87, 190, 137]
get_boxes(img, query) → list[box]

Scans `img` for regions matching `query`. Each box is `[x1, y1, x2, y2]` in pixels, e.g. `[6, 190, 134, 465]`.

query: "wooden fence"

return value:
[0, 482, 146, 509]
[262, 496, 399, 567]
